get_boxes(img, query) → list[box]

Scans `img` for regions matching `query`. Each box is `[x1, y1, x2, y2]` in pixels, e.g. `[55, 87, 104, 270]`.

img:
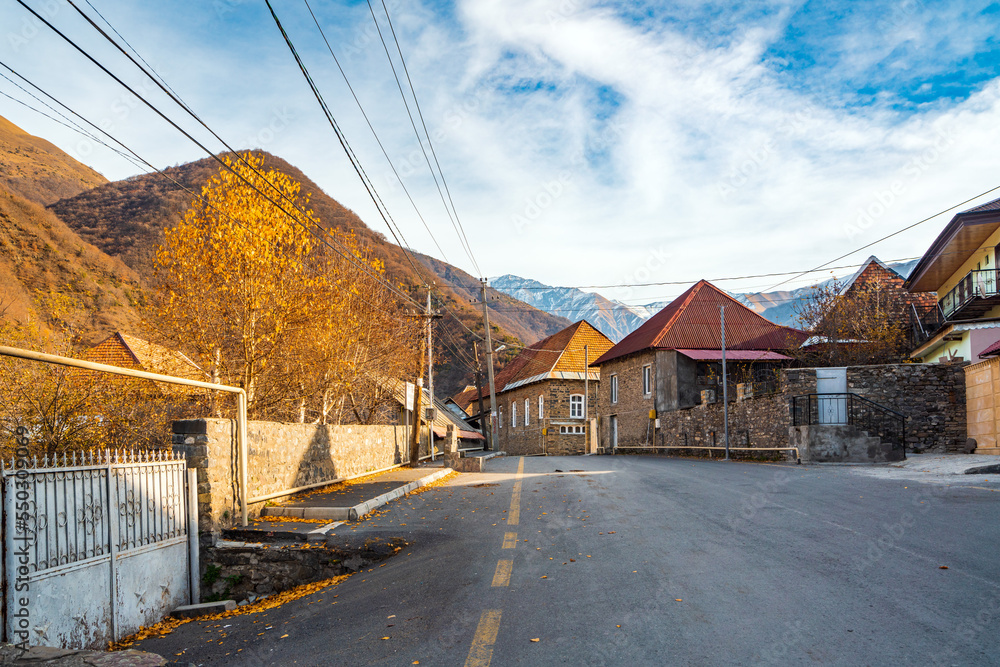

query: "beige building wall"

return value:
[964, 357, 1000, 453]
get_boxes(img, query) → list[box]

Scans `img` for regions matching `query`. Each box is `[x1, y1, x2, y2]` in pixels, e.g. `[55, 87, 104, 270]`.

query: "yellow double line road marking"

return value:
[464, 457, 526, 666]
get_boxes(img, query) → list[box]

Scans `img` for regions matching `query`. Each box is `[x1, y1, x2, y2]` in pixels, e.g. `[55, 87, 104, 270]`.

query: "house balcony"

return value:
[939, 269, 1000, 320]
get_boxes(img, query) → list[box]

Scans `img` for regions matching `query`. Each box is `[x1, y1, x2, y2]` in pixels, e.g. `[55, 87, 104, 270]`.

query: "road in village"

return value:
[137, 456, 1000, 666]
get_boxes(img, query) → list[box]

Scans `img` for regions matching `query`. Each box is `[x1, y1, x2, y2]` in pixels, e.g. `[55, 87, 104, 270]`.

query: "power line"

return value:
[18, 0, 422, 311]
[0, 83, 144, 171]
[262, 0, 434, 308]
[766, 185, 1000, 291]
[498, 258, 922, 291]
[365, 0, 482, 277]
[302, 0, 450, 266]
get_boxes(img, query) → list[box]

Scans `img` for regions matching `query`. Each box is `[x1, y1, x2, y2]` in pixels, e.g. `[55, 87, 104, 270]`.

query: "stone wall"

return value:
[648, 391, 794, 460]
[173, 419, 427, 540]
[843, 363, 966, 453]
[603, 363, 965, 457]
[201, 536, 406, 603]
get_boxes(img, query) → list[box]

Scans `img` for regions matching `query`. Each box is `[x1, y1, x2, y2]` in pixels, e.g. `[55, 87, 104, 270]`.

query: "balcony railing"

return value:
[939, 269, 999, 319]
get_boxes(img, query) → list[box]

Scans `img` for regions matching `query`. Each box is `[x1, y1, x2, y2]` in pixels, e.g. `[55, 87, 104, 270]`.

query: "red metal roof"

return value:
[592, 280, 807, 365]
[980, 339, 1000, 358]
[675, 349, 792, 362]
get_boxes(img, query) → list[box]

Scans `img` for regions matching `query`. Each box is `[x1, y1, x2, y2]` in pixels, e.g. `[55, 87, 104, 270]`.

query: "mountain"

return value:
[491, 274, 643, 342]
[0, 115, 107, 205]
[0, 118, 141, 338]
[491, 259, 923, 340]
[45, 149, 568, 397]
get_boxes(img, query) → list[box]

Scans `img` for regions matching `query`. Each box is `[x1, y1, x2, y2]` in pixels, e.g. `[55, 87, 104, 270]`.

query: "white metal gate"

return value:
[816, 368, 848, 424]
[2, 450, 197, 649]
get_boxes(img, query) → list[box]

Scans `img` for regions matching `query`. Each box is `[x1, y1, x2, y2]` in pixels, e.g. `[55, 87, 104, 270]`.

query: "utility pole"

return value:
[409, 334, 425, 468]
[480, 278, 498, 451]
[427, 292, 436, 461]
[408, 291, 442, 467]
[721, 305, 730, 460]
[584, 344, 590, 454]
[474, 341, 486, 438]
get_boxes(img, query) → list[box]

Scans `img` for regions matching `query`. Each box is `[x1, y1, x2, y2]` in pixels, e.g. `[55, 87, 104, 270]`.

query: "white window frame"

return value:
[643, 364, 652, 396]
[499, 405, 503, 429]
[560, 425, 585, 434]
[538, 394, 544, 420]
[524, 398, 530, 426]
[511, 402, 517, 428]
[610, 374, 618, 405]
[570, 394, 584, 419]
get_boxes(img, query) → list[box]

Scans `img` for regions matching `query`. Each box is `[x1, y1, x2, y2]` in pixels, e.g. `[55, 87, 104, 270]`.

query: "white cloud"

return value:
[1, 0, 999, 306]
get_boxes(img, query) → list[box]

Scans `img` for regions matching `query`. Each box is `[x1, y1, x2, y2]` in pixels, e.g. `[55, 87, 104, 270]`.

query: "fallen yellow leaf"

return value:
[530, 638, 540, 642]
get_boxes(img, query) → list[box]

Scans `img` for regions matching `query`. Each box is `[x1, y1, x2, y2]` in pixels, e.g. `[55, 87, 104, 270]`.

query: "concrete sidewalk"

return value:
[889, 453, 1000, 475]
[225, 465, 453, 542]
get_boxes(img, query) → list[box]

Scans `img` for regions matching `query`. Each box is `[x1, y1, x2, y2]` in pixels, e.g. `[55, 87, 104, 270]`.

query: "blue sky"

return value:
[2, 0, 1000, 305]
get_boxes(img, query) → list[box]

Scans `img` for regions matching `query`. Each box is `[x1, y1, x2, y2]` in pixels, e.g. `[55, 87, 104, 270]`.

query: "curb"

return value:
[262, 468, 454, 522]
[347, 467, 453, 520]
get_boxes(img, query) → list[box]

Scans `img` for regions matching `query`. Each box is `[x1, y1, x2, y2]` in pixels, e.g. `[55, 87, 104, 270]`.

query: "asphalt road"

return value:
[136, 456, 1000, 666]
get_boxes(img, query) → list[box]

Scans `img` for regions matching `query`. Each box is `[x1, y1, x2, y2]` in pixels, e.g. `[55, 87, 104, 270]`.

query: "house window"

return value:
[511, 402, 517, 428]
[570, 394, 584, 419]
[560, 425, 585, 434]
[499, 406, 502, 429]
[524, 398, 530, 426]
[610, 374, 618, 405]
[643, 365, 652, 396]
[538, 394, 544, 420]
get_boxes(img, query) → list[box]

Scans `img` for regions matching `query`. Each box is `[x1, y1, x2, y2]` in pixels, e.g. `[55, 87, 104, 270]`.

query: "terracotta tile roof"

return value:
[592, 280, 807, 365]
[83, 332, 207, 382]
[448, 386, 481, 414]
[491, 321, 614, 393]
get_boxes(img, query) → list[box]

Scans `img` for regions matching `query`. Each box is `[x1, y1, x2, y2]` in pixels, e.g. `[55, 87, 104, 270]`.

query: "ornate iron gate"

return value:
[2, 450, 196, 649]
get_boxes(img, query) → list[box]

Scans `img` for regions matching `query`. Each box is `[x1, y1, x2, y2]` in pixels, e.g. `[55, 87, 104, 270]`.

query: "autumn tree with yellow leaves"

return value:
[152, 152, 421, 422]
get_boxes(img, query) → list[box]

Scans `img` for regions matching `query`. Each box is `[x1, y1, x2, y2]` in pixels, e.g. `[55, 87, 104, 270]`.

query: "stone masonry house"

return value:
[591, 280, 807, 449]
[492, 321, 614, 456]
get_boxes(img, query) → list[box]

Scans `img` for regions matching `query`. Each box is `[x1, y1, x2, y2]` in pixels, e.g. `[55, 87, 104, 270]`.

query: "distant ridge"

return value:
[491, 259, 921, 340]
[0, 115, 106, 205]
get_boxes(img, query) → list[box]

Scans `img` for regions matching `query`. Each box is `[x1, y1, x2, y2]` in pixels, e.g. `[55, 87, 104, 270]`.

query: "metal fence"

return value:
[790, 393, 906, 457]
[2, 449, 197, 649]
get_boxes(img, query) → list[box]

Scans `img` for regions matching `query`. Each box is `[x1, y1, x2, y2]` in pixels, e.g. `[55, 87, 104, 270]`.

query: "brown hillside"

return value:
[0, 182, 143, 341]
[0, 116, 107, 206]
[48, 151, 568, 397]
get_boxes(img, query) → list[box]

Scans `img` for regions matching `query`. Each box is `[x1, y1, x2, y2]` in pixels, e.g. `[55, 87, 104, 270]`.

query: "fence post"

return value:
[187, 469, 200, 605]
[107, 453, 119, 641]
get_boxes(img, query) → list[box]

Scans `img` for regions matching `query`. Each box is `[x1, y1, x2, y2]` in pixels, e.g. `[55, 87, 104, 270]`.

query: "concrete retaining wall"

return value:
[789, 425, 902, 463]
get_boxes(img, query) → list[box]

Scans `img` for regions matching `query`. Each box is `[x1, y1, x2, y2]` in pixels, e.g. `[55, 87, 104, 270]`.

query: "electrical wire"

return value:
[379, 0, 480, 273]
[302, 0, 450, 266]
[766, 185, 1000, 291]
[17, 0, 422, 310]
[365, 0, 481, 277]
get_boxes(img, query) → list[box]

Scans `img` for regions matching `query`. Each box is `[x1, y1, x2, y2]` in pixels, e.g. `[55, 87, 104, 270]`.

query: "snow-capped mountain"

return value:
[490, 259, 919, 342]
